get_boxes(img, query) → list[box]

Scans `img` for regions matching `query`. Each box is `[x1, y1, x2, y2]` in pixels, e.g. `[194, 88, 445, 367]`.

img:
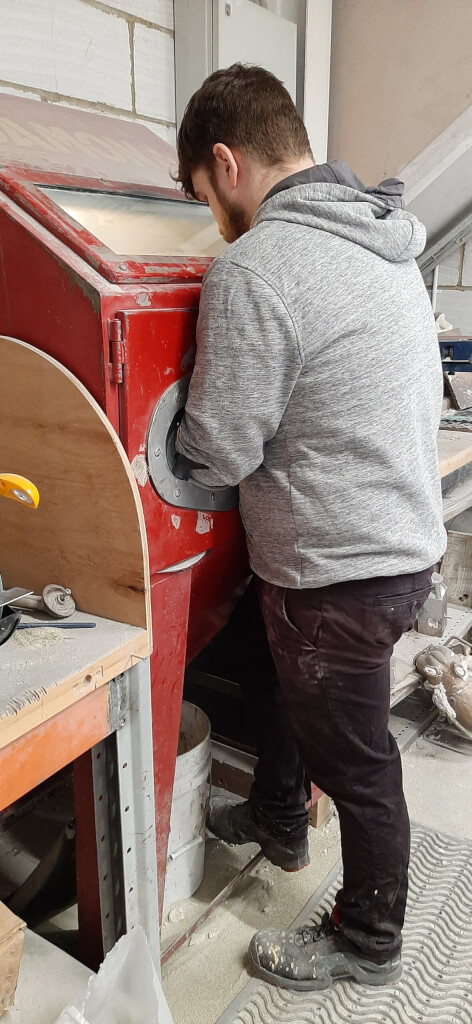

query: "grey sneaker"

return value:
[249, 911, 402, 991]
[207, 797, 309, 872]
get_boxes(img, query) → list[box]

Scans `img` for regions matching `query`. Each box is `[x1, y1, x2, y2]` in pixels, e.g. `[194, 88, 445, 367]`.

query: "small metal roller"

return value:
[12, 584, 76, 619]
[42, 584, 76, 618]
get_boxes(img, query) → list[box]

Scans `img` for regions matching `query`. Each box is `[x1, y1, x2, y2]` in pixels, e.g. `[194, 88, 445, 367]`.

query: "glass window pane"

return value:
[38, 187, 224, 258]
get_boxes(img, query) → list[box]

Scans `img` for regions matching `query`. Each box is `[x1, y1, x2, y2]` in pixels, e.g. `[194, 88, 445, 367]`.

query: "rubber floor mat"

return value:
[218, 825, 472, 1024]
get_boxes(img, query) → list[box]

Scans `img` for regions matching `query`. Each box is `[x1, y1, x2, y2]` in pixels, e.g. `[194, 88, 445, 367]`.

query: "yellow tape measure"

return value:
[0, 474, 40, 509]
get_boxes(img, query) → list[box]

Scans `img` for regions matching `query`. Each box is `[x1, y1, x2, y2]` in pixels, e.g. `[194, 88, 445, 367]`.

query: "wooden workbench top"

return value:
[0, 611, 149, 750]
[438, 429, 472, 477]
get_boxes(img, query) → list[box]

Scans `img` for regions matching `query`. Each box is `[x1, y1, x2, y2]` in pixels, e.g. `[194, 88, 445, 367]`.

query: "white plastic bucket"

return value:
[163, 701, 211, 908]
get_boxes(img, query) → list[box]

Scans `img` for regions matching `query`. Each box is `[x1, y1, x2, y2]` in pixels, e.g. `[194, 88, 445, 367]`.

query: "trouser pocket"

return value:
[282, 587, 323, 648]
[373, 586, 432, 645]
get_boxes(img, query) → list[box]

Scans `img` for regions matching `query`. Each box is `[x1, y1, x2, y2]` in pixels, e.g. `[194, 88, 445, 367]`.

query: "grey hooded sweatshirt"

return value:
[176, 162, 447, 588]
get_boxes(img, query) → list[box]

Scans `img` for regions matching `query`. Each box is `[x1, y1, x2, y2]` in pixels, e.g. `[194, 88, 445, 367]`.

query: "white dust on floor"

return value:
[161, 815, 341, 1024]
[402, 735, 472, 841]
[15, 930, 92, 1024]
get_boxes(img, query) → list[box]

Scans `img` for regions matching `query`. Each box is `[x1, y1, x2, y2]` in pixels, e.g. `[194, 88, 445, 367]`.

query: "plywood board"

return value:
[438, 429, 472, 478]
[0, 336, 150, 631]
[0, 611, 149, 749]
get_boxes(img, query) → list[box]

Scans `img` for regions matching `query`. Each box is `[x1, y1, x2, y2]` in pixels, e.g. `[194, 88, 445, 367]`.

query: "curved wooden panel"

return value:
[0, 335, 150, 630]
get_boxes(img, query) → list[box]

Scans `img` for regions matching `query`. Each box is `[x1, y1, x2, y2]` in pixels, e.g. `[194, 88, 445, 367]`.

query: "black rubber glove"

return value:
[167, 413, 208, 481]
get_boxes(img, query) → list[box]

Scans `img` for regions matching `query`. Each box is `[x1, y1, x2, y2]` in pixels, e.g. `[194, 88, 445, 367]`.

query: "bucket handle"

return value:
[168, 836, 204, 862]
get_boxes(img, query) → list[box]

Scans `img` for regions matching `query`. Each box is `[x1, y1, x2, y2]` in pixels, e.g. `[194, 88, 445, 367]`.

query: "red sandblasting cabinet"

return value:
[0, 94, 248, 939]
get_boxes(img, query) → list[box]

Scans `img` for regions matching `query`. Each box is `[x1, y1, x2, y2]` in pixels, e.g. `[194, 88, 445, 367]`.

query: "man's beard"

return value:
[211, 177, 250, 242]
[221, 199, 250, 242]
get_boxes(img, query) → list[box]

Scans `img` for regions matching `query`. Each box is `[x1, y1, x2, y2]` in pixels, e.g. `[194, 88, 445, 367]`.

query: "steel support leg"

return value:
[92, 660, 160, 970]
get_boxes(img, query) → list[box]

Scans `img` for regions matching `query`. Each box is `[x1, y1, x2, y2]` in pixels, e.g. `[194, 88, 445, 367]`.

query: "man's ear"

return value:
[213, 143, 239, 190]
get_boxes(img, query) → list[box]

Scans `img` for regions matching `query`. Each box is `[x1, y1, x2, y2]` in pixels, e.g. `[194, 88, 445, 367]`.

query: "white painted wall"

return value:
[328, 0, 472, 184]
[303, 0, 331, 163]
[0, 0, 177, 147]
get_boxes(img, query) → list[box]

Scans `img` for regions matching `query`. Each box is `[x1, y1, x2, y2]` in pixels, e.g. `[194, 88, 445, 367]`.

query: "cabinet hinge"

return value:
[108, 319, 126, 384]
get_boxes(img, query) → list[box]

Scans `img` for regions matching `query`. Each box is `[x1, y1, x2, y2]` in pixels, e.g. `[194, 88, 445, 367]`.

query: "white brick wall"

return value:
[134, 23, 175, 122]
[0, 0, 132, 109]
[437, 246, 462, 288]
[0, 85, 41, 101]
[145, 120, 177, 148]
[0, 0, 176, 142]
[104, 0, 174, 29]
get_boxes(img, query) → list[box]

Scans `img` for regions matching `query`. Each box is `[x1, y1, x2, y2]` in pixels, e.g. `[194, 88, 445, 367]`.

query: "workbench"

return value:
[438, 428, 472, 479]
[0, 336, 160, 974]
[439, 428, 472, 521]
[0, 611, 159, 965]
[389, 428, 472, 706]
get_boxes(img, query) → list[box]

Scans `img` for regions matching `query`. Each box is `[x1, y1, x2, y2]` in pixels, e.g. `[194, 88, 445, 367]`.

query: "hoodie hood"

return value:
[254, 160, 426, 263]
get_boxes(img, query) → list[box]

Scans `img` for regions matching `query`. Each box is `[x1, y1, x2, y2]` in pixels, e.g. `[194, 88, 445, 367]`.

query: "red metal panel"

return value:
[74, 751, 104, 970]
[0, 171, 212, 285]
[0, 94, 213, 285]
[150, 569, 192, 916]
[187, 539, 249, 663]
[0, 191, 113, 419]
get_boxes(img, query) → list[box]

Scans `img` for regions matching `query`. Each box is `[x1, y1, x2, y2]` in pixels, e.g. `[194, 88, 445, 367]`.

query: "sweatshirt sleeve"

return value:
[175, 258, 303, 488]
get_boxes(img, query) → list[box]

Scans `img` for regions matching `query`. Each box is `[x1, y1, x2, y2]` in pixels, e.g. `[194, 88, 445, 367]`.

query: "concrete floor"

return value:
[12, 930, 91, 1024]
[403, 732, 472, 840]
[161, 729, 472, 1024]
[161, 817, 340, 1024]
[0, 788, 92, 1023]
[1, 718, 471, 1023]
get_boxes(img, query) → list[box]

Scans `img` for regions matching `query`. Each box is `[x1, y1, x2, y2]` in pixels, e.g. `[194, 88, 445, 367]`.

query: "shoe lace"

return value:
[295, 911, 335, 946]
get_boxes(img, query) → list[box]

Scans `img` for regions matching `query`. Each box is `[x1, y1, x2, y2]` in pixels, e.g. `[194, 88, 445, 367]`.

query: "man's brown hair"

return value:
[176, 63, 312, 199]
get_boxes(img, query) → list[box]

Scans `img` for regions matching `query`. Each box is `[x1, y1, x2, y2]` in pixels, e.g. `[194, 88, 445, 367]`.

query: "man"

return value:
[175, 64, 446, 991]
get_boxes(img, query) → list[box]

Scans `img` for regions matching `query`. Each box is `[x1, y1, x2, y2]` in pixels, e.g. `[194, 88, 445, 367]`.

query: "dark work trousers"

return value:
[208, 568, 433, 963]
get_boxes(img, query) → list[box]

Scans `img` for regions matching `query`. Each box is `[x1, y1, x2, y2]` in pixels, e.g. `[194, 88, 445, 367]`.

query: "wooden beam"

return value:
[438, 429, 472, 478]
[0, 686, 111, 811]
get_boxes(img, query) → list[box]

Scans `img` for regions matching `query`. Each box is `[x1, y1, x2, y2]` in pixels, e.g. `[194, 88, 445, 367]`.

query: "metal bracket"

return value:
[108, 673, 126, 732]
[445, 635, 472, 655]
[147, 375, 238, 512]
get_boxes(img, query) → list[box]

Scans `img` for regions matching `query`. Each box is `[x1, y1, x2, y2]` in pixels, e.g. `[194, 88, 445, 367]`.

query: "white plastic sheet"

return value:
[55, 927, 173, 1024]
